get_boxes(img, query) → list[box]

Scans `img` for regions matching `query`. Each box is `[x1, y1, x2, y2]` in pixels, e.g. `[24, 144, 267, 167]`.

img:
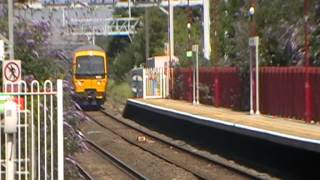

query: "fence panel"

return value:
[173, 66, 320, 122]
[311, 68, 320, 121]
[142, 68, 168, 99]
[173, 67, 242, 109]
[260, 67, 308, 120]
[0, 80, 64, 180]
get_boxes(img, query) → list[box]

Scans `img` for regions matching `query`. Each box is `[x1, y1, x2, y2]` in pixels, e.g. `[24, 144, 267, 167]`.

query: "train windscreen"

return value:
[75, 56, 105, 77]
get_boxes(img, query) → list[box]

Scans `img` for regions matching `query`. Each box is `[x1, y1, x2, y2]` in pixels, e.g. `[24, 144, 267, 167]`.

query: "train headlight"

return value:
[77, 81, 82, 86]
[97, 81, 101, 86]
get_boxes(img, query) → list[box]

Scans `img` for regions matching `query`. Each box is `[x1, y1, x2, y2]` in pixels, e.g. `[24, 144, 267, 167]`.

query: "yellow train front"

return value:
[72, 45, 108, 106]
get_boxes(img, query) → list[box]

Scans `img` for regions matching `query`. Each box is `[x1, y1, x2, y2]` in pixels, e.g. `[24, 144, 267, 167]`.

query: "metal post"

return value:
[92, 35, 95, 45]
[128, 0, 131, 32]
[196, 45, 199, 104]
[249, 46, 254, 115]
[0, 40, 4, 61]
[57, 80, 64, 180]
[8, 0, 14, 59]
[145, 9, 150, 61]
[203, 0, 211, 60]
[168, 0, 174, 97]
[142, 69, 146, 99]
[304, 0, 312, 123]
[169, 0, 174, 59]
[193, 54, 196, 104]
[62, 8, 65, 27]
[255, 38, 260, 115]
[249, 1, 256, 115]
[6, 135, 15, 180]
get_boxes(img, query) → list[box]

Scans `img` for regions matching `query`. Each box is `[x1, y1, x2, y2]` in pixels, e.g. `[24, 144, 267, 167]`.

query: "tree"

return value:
[311, 1, 320, 66]
[214, 0, 310, 67]
[174, 8, 202, 67]
[99, 7, 168, 80]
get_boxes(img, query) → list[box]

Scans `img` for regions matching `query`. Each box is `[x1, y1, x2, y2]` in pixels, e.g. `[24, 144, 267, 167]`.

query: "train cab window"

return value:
[75, 56, 105, 77]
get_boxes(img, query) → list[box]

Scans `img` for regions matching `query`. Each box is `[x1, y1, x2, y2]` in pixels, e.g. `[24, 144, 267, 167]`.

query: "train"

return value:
[72, 45, 109, 106]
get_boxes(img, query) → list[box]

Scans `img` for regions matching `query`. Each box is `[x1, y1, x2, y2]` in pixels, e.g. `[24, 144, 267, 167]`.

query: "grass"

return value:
[107, 79, 133, 105]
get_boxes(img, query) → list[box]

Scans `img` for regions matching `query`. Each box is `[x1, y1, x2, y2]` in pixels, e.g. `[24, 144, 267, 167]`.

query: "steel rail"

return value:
[97, 109, 268, 180]
[75, 163, 94, 180]
[85, 113, 208, 179]
[80, 134, 148, 180]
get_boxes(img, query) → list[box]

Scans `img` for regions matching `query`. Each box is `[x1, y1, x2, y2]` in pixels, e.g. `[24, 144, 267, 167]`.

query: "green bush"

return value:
[107, 80, 133, 104]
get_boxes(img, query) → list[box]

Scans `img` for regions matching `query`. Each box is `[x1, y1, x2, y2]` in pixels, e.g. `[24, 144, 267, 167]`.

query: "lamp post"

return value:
[304, 0, 312, 123]
[168, 0, 174, 97]
[8, 0, 14, 59]
[248, 4, 260, 115]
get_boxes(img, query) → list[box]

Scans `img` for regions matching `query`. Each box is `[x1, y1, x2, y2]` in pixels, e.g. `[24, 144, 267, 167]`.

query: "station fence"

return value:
[172, 67, 320, 122]
[131, 68, 169, 99]
[0, 80, 64, 180]
[172, 67, 242, 109]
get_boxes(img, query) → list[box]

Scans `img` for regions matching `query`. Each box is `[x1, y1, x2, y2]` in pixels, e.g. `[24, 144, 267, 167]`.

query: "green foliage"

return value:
[97, 7, 168, 80]
[102, 1, 320, 82]
[215, 0, 320, 67]
[0, 16, 60, 81]
[218, 0, 247, 67]
[99, 7, 203, 80]
[174, 8, 202, 67]
[256, 0, 304, 66]
[311, 1, 320, 66]
[107, 79, 133, 104]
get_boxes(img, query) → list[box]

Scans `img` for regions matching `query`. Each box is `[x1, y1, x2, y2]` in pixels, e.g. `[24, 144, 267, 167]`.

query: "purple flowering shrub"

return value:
[14, 17, 61, 81]
[1, 15, 87, 178]
[63, 80, 91, 179]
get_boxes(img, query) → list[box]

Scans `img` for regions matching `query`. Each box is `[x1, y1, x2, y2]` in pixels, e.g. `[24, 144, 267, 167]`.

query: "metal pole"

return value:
[92, 35, 95, 45]
[169, 0, 174, 59]
[255, 37, 260, 115]
[196, 45, 199, 104]
[168, 0, 174, 97]
[0, 40, 4, 61]
[249, 47, 254, 115]
[143, 69, 146, 99]
[6, 135, 15, 180]
[145, 9, 150, 61]
[193, 52, 196, 104]
[304, 0, 312, 122]
[8, 0, 14, 59]
[249, 0, 256, 115]
[62, 8, 65, 27]
[203, 0, 211, 60]
[57, 80, 64, 180]
[128, 0, 131, 32]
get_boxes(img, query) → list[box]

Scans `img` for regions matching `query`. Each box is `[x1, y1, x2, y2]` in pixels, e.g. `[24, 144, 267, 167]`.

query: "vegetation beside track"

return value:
[0, 10, 83, 179]
[105, 79, 133, 115]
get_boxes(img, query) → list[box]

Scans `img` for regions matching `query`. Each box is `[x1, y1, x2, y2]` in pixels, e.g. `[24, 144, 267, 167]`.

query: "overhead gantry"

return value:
[20, 0, 210, 60]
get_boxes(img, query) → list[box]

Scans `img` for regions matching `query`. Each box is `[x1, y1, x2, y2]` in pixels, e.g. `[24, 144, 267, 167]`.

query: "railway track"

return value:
[80, 108, 271, 180]
[77, 129, 148, 180]
[76, 163, 94, 180]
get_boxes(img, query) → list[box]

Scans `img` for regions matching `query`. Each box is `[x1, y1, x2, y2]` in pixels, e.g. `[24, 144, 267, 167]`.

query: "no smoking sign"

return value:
[3, 60, 21, 84]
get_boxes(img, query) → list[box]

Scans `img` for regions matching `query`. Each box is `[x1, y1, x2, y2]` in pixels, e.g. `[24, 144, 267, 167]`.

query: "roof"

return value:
[74, 44, 104, 53]
[147, 56, 179, 61]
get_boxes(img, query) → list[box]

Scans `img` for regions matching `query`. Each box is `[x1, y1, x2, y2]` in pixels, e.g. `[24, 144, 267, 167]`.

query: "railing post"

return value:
[214, 74, 221, 107]
[305, 68, 312, 123]
[143, 69, 146, 99]
[57, 80, 64, 180]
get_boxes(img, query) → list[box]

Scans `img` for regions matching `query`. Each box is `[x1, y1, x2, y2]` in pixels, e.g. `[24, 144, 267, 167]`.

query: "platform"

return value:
[127, 99, 320, 153]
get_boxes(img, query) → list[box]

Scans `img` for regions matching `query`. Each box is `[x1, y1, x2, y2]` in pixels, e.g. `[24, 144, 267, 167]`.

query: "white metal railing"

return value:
[68, 17, 140, 36]
[116, 0, 203, 7]
[43, 0, 203, 8]
[142, 68, 169, 99]
[0, 80, 64, 180]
